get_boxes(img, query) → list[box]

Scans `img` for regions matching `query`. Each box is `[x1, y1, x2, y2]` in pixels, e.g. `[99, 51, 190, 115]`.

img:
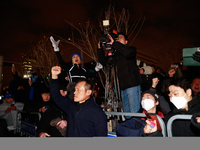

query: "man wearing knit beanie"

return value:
[141, 90, 159, 102]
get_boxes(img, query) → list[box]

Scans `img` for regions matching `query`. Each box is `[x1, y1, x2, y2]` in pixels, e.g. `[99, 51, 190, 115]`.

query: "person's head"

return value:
[191, 77, 200, 95]
[41, 87, 50, 102]
[70, 53, 82, 65]
[74, 78, 94, 103]
[93, 89, 99, 98]
[116, 32, 128, 45]
[166, 78, 192, 110]
[65, 82, 76, 100]
[150, 64, 156, 73]
[141, 90, 159, 113]
[31, 67, 40, 76]
[5, 93, 14, 104]
[156, 67, 162, 74]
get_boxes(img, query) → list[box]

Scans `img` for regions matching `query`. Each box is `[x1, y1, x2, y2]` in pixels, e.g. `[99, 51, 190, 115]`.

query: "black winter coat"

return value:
[97, 42, 142, 90]
[165, 96, 200, 136]
[50, 78, 107, 137]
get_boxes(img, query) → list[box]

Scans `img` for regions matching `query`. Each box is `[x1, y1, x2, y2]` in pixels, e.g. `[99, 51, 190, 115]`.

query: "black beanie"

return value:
[142, 90, 159, 101]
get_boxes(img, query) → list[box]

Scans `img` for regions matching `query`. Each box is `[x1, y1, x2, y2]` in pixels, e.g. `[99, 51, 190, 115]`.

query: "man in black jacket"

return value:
[97, 32, 142, 119]
[50, 66, 107, 137]
[165, 78, 200, 136]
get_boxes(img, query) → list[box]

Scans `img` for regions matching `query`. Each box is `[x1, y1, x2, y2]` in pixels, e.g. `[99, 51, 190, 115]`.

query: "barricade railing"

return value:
[17, 111, 41, 137]
[16, 111, 168, 137]
[105, 111, 167, 137]
[166, 114, 192, 137]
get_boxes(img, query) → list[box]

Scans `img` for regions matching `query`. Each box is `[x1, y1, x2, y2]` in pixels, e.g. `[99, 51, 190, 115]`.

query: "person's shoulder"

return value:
[14, 101, 24, 105]
[0, 101, 6, 107]
[88, 98, 105, 111]
[93, 104, 106, 116]
[129, 46, 137, 50]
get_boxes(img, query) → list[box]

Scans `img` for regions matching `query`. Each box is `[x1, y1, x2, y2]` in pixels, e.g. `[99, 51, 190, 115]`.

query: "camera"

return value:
[100, 20, 119, 56]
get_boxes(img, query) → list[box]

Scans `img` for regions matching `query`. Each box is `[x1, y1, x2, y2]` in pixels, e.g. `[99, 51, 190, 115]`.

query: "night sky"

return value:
[1, 0, 200, 85]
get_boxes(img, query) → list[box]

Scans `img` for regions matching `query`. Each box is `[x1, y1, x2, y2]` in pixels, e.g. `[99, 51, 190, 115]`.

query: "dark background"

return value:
[1, 0, 200, 87]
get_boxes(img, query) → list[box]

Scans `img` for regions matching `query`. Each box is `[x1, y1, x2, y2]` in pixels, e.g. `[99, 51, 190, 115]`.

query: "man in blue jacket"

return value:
[50, 66, 107, 137]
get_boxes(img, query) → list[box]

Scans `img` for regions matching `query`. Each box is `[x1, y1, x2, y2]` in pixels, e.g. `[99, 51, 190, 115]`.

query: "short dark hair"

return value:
[77, 78, 94, 94]
[118, 32, 128, 41]
[190, 76, 200, 84]
[41, 87, 50, 94]
[165, 77, 190, 94]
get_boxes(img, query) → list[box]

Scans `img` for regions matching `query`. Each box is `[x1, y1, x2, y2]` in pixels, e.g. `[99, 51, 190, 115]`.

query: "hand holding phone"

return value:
[45, 106, 49, 109]
[149, 120, 155, 128]
[145, 113, 162, 131]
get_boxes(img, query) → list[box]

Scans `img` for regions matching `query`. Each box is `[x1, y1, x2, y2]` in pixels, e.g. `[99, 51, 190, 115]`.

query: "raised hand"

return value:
[152, 77, 159, 88]
[95, 62, 103, 72]
[50, 36, 60, 52]
[51, 66, 61, 79]
[168, 68, 176, 77]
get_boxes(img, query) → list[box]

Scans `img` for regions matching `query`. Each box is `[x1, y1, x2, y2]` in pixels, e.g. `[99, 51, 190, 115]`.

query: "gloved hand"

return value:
[95, 62, 103, 72]
[50, 36, 60, 52]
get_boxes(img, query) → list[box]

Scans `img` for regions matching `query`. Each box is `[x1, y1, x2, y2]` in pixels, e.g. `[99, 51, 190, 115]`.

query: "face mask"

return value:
[170, 94, 188, 109]
[141, 99, 155, 111]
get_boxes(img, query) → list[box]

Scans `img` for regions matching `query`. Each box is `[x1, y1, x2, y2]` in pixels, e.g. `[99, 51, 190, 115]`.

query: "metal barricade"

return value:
[105, 111, 167, 137]
[166, 114, 192, 137]
[17, 111, 41, 137]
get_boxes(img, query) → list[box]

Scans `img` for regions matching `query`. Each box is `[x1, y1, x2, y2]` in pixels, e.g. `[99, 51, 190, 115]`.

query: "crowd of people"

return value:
[1, 32, 200, 137]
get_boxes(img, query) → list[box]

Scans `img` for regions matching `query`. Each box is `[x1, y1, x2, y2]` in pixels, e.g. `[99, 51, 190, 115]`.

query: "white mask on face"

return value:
[141, 99, 155, 111]
[170, 94, 188, 109]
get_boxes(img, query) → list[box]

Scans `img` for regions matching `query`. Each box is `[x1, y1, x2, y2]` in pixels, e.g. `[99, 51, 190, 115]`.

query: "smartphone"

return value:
[45, 106, 49, 109]
[145, 113, 162, 131]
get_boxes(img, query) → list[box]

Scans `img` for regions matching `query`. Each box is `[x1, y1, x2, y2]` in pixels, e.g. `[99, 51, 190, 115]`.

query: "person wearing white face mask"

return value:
[116, 89, 165, 137]
[165, 77, 200, 136]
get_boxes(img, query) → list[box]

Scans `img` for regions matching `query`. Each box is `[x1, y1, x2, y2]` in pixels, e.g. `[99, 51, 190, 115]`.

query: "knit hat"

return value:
[6, 93, 13, 99]
[142, 90, 159, 101]
[70, 52, 82, 61]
